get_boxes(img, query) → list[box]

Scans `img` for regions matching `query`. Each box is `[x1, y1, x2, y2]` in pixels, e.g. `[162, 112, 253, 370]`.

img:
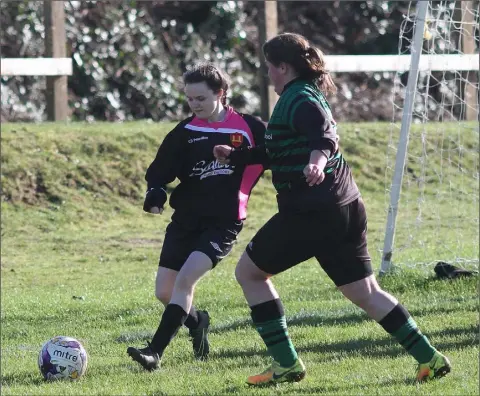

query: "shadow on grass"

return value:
[116, 330, 154, 343]
[114, 301, 477, 346]
[211, 303, 477, 334]
[211, 324, 478, 361]
[295, 324, 478, 359]
[219, 375, 421, 395]
[274, 377, 419, 395]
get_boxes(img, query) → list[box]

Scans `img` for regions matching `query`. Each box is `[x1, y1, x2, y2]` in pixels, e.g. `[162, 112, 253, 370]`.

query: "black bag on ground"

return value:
[434, 261, 478, 279]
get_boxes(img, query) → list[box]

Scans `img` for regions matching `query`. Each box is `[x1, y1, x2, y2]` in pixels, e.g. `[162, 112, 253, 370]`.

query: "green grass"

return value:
[1, 122, 478, 395]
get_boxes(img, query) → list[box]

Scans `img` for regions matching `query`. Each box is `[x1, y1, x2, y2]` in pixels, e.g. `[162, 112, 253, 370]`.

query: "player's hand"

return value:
[143, 188, 167, 214]
[149, 206, 163, 215]
[303, 164, 325, 186]
[213, 145, 232, 164]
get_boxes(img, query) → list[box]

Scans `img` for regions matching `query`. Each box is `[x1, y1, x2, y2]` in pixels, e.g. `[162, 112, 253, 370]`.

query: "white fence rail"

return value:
[1, 58, 72, 76]
[1, 55, 476, 77]
[325, 54, 478, 72]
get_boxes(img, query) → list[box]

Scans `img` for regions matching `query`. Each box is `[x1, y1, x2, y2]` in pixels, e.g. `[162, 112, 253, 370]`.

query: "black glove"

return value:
[143, 188, 167, 213]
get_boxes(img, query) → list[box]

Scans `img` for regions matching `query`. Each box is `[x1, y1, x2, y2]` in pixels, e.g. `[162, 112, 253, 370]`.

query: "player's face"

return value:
[185, 82, 222, 119]
[266, 61, 286, 95]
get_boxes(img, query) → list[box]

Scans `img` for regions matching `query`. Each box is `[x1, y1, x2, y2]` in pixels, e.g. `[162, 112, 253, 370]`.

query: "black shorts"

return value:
[245, 197, 372, 286]
[159, 212, 243, 271]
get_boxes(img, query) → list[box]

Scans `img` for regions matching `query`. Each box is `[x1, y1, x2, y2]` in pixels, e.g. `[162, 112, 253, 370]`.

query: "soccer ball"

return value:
[38, 336, 88, 381]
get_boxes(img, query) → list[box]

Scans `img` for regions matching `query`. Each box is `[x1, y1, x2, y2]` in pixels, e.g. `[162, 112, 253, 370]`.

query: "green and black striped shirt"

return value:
[266, 79, 340, 192]
[230, 78, 360, 212]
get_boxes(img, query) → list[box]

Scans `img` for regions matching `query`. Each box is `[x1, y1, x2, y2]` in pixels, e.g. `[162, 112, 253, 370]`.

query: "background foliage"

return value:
[1, 0, 415, 122]
[2, 1, 478, 122]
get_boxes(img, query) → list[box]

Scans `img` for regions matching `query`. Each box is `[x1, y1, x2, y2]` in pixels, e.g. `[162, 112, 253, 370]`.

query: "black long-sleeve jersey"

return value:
[145, 106, 266, 220]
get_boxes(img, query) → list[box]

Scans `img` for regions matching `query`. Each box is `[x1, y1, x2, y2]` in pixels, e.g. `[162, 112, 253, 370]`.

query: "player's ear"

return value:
[280, 62, 290, 75]
[217, 89, 224, 100]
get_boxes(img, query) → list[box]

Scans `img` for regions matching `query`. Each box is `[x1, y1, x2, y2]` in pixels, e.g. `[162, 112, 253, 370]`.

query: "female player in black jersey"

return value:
[214, 33, 450, 386]
[127, 63, 265, 371]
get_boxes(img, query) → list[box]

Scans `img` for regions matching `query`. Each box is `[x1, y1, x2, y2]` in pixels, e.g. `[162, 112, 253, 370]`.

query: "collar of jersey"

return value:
[193, 105, 234, 127]
[280, 78, 316, 95]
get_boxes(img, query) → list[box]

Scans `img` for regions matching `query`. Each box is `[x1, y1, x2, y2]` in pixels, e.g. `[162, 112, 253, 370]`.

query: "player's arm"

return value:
[292, 100, 338, 185]
[292, 100, 338, 159]
[214, 143, 269, 166]
[144, 129, 183, 214]
[233, 145, 269, 166]
[214, 115, 270, 167]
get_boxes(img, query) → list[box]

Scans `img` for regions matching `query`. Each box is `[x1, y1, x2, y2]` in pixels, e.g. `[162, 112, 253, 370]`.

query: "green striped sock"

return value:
[379, 304, 436, 364]
[255, 316, 298, 368]
[392, 317, 436, 364]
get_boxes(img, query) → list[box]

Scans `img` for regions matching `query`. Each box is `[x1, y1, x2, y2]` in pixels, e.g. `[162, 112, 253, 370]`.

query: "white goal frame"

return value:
[378, 1, 479, 274]
[381, 1, 430, 274]
[321, 1, 478, 274]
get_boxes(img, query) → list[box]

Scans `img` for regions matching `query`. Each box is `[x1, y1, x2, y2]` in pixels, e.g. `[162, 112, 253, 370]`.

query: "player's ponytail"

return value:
[263, 33, 337, 95]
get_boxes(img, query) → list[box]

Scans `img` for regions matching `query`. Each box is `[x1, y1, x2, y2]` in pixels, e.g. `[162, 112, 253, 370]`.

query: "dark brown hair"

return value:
[262, 33, 337, 95]
[183, 63, 230, 105]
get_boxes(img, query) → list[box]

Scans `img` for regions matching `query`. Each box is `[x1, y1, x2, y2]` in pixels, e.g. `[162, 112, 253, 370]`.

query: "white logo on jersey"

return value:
[210, 241, 223, 253]
[265, 134, 273, 140]
[188, 136, 208, 144]
[190, 160, 234, 180]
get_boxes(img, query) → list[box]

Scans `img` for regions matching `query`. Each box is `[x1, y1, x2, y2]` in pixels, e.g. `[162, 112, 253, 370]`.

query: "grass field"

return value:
[1, 122, 478, 395]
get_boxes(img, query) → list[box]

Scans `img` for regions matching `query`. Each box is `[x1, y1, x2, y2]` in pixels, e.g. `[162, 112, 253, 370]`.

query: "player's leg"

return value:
[168, 218, 243, 313]
[145, 219, 244, 364]
[155, 267, 177, 305]
[179, 219, 243, 359]
[155, 266, 202, 330]
[148, 251, 213, 364]
[339, 274, 450, 381]
[236, 212, 313, 385]
[127, 217, 202, 369]
[317, 198, 451, 381]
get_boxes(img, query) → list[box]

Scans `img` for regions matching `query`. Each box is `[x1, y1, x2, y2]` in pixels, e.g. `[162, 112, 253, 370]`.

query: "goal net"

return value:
[381, 1, 479, 273]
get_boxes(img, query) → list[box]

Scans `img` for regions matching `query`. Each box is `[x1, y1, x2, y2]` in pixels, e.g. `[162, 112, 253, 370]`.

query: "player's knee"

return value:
[155, 287, 172, 305]
[235, 255, 249, 284]
[350, 290, 373, 309]
[234, 263, 247, 285]
[174, 271, 197, 292]
[235, 252, 265, 285]
[352, 287, 388, 312]
[340, 276, 381, 308]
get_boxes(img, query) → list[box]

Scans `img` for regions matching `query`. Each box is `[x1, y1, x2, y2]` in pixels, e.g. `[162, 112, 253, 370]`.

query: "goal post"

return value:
[380, 1, 429, 274]
[380, 0, 479, 274]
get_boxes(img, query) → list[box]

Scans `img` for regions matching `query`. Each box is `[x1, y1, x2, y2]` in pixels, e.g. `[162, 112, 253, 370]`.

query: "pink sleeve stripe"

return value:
[235, 114, 255, 147]
[234, 111, 261, 219]
[238, 164, 264, 220]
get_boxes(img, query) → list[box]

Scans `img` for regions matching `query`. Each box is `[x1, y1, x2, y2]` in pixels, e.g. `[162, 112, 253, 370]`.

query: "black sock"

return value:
[150, 304, 188, 357]
[184, 306, 199, 330]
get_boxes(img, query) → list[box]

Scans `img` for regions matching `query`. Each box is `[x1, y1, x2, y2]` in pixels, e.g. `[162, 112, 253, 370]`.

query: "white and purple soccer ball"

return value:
[38, 336, 88, 381]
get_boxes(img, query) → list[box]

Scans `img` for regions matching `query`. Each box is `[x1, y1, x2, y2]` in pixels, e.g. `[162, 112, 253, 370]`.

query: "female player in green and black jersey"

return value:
[214, 32, 451, 386]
